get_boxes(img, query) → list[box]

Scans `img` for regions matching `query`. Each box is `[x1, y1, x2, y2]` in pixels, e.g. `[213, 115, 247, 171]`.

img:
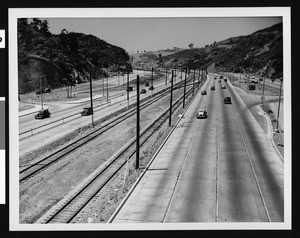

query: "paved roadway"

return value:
[18, 71, 187, 156]
[112, 74, 284, 223]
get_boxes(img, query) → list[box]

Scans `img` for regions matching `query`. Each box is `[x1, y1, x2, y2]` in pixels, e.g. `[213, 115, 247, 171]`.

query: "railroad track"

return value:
[19, 76, 195, 183]
[36, 79, 203, 224]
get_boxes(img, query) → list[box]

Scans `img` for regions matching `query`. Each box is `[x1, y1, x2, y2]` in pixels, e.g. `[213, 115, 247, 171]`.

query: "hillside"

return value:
[18, 18, 132, 94]
[131, 22, 283, 79]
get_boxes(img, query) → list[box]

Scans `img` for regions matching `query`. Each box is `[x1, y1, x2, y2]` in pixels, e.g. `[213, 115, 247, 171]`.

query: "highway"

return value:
[19, 70, 188, 156]
[111, 74, 284, 223]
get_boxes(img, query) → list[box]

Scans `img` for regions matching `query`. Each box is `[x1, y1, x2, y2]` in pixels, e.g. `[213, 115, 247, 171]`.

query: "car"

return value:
[42, 88, 51, 93]
[248, 85, 256, 90]
[35, 108, 51, 119]
[196, 109, 207, 119]
[140, 89, 147, 94]
[149, 86, 154, 90]
[218, 79, 221, 82]
[220, 75, 223, 79]
[81, 107, 93, 116]
[211, 86, 215, 90]
[221, 85, 226, 89]
[145, 82, 150, 86]
[224, 78, 227, 82]
[201, 90, 207, 95]
[126, 86, 133, 92]
[214, 77, 217, 80]
[224, 97, 232, 104]
[35, 90, 42, 94]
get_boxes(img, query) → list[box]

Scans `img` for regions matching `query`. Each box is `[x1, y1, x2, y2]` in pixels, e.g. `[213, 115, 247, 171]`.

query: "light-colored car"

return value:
[221, 85, 226, 89]
[197, 109, 207, 119]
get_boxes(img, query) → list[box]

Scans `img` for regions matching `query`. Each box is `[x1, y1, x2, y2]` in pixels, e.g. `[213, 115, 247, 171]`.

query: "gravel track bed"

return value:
[19, 84, 193, 224]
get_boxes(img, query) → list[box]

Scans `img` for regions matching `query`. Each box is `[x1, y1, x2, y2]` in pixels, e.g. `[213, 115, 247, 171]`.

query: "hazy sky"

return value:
[44, 17, 282, 53]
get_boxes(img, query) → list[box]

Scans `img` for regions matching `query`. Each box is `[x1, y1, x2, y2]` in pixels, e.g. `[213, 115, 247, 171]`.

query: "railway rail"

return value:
[36, 77, 205, 223]
[20, 75, 196, 183]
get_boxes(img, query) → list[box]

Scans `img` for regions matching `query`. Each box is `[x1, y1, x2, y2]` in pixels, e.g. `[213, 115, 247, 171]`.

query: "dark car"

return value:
[196, 109, 207, 119]
[81, 107, 93, 116]
[149, 86, 154, 90]
[35, 108, 51, 119]
[224, 78, 227, 82]
[220, 75, 223, 79]
[224, 97, 232, 104]
[248, 85, 256, 90]
[126, 86, 133, 92]
[35, 90, 42, 94]
[221, 85, 226, 89]
[140, 89, 147, 94]
[201, 90, 207, 95]
[211, 86, 215, 90]
[145, 82, 150, 86]
[43, 88, 51, 93]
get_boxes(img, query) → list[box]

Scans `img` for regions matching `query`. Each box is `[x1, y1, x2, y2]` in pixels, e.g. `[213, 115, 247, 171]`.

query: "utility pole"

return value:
[151, 67, 154, 97]
[239, 69, 241, 87]
[261, 76, 266, 106]
[89, 72, 94, 127]
[127, 71, 129, 108]
[181, 67, 183, 82]
[198, 68, 201, 89]
[106, 76, 109, 102]
[174, 66, 177, 83]
[169, 70, 174, 127]
[277, 77, 283, 130]
[40, 77, 44, 110]
[183, 68, 187, 108]
[165, 68, 168, 86]
[136, 75, 140, 170]
[193, 69, 195, 96]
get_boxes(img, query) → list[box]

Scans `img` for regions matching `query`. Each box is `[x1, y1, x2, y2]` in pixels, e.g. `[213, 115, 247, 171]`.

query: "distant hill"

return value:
[18, 18, 132, 94]
[130, 22, 283, 79]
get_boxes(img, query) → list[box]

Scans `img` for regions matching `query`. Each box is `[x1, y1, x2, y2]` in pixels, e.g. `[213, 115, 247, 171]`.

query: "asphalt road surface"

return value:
[112, 74, 284, 223]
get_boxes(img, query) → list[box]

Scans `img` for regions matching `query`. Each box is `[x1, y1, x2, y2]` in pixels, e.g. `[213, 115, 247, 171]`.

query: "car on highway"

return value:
[35, 108, 51, 119]
[224, 78, 227, 82]
[126, 86, 133, 92]
[197, 109, 207, 119]
[211, 86, 215, 90]
[201, 90, 207, 95]
[43, 88, 51, 93]
[218, 79, 221, 82]
[81, 107, 93, 116]
[221, 85, 226, 89]
[140, 89, 147, 94]
[145, 82, 150, 86]
[224, 97, 232, 104]
[149, 86, 154, 90]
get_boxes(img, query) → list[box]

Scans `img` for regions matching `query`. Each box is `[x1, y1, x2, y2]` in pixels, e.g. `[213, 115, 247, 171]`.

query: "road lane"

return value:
[226, 80, 284, 221]
[112, 73, 284, 223]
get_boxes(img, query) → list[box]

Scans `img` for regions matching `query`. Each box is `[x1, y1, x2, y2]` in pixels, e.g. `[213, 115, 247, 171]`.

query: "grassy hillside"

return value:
[130, 22, 283, 79]
[18, 18, 132, 94]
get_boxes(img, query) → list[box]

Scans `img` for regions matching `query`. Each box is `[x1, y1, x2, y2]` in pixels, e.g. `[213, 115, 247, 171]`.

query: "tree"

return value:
[189, 43, 194, 49]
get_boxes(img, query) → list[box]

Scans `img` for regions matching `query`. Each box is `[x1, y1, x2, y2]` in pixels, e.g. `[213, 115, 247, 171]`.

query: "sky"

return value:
[44, 17, 282, 54]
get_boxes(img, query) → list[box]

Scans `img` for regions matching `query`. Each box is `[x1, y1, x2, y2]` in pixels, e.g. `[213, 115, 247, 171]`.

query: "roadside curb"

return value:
[257, 105, 284, 162]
